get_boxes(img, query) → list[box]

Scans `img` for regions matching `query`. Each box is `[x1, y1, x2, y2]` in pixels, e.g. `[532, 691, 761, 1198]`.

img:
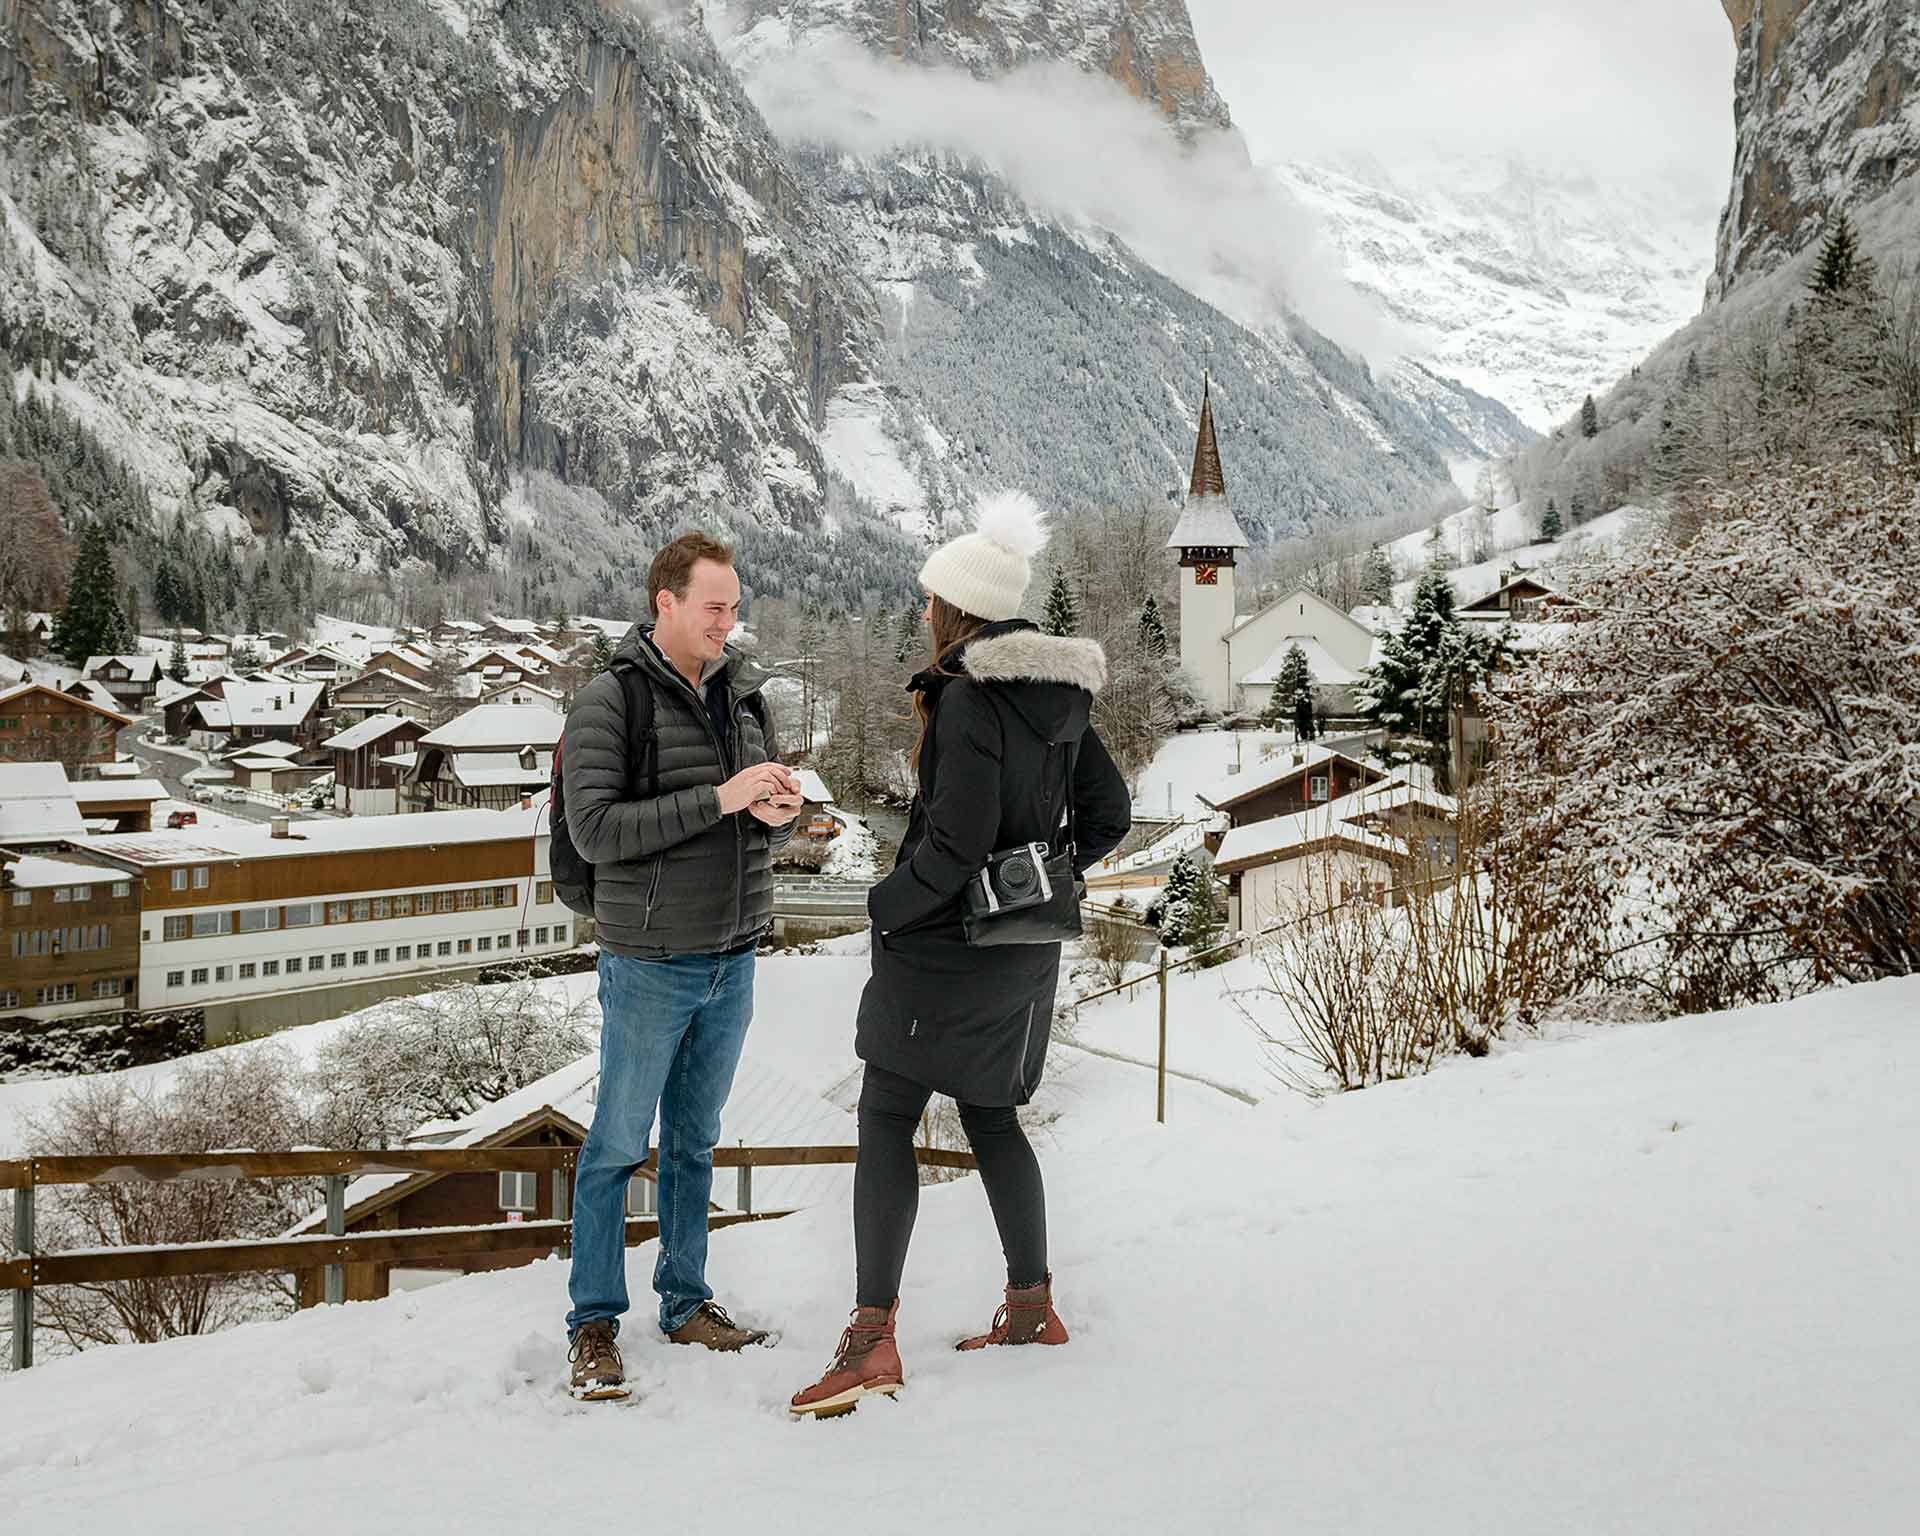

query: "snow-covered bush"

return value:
[1483, 462, 1920, 1012]
[307, 972, 596, 1148]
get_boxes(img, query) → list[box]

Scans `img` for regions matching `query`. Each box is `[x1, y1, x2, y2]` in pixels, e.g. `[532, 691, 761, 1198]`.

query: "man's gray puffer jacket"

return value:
[561, 624, 791, 957]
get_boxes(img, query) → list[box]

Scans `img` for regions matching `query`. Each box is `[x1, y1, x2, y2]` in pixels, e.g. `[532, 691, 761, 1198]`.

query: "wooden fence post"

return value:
[1156, 946, 1169, 1126]
[9, 1171, 32, 1370]
[736, 1142, 752, 1215]
[322, 1174, 346, 1306]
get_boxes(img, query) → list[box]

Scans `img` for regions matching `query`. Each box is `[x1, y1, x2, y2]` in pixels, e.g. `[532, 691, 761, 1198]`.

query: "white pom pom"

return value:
[971, 489, 1048, 560]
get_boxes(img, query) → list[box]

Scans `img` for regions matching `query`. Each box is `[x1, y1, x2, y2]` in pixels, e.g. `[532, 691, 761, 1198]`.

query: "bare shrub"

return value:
[307, 970, 595, 1148]
[22, 1049, 316, 1353]
[1080, 896, 1145, 990]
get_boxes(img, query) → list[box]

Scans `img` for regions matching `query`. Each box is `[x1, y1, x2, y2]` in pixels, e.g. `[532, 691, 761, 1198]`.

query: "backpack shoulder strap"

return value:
[613, 662, 658, 799]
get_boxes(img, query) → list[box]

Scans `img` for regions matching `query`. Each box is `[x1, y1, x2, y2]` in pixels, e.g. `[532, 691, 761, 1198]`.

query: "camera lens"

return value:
[1000, 854, 1037, 896]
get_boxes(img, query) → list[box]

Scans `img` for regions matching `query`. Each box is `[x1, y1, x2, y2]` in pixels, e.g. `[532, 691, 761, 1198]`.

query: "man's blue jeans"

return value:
[566, 947, 755, 1338]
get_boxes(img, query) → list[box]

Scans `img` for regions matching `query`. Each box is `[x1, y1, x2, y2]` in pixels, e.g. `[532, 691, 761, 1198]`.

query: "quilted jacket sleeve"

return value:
[561, 670, 721, 864]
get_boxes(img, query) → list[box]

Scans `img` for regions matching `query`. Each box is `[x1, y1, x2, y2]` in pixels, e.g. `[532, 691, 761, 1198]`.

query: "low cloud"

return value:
[719, 26, 1407, 365]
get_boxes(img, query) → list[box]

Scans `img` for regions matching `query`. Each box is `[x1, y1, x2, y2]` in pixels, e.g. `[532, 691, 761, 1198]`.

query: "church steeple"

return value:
[1188, 370, 1228, 501]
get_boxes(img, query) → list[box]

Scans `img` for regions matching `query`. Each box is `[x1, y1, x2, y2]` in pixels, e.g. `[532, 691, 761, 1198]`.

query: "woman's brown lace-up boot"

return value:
[789, 1300, 904, 1419]
[955, 1273, 1070, 1351]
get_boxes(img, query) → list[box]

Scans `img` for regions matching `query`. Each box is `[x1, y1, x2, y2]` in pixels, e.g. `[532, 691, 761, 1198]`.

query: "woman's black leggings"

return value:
[854, 1062, 1048, 1308]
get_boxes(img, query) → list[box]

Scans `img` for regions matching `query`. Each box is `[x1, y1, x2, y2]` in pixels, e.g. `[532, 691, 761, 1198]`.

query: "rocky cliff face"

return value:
[730, 0, 1231, 134]
[0, 0, 875, 566]
[1712, 0, 1920, 295]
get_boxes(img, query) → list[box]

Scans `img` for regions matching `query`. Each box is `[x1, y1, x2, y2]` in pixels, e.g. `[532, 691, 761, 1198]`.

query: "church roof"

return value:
[1167, 375, 1250, 550]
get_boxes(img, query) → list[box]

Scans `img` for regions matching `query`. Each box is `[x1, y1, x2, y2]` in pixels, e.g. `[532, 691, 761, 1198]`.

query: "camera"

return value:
[972, 841, 1055, 915]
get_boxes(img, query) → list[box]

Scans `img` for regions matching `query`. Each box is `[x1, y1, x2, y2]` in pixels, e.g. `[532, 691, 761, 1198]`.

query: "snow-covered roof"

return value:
[449, 751, 553, 788]
[68, 679, 125, 711]
[69, 778, 167, 805]
[1241, 637, 1363, 688]
[419, 704, 564, 750]
[1347, 603, 1401, 633]
[222, 738, 303, 761]
[340, 666, 431, 694]
[484, 615, 541, 636]
[1198, 742, 1378, 812]
[84, 654, 161, 682]
[480, 681, 560, 705]
[0, 680, 132, 725]
[0, 853, 116, 889]
[0, 762, 85, 841]
[324, 714, 419, 752]
[81, 805, 544, 867]
[1166, 495, 1250, 550]
[379, 751, 420, 770]
[86, 760, 145, 779]
[229, 755, 321, 773]
[204, 680, 327, 728]
[1213, 809, 1403, 873]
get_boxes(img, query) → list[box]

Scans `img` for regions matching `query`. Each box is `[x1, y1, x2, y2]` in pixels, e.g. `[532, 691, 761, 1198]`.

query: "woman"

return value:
[791, 491, 1133, 1419]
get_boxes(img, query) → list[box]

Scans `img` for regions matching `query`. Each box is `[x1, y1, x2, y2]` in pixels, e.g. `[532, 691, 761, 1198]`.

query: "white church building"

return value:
[1169, 379, 1379, 717]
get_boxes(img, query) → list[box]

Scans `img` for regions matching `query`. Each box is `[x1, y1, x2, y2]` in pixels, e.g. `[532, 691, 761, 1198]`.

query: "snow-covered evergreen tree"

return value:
[589, 629, 613, 674]
[1580, 394, 1600, 439]
[1042, 568, 1079, 636]
[1276, 642, 1315, 740]
[52, 523, 131, 665]
[1360, 544, 1394, 604]
[1137, 595, 1168, 660]
[167, 630, 190, 683]
[893, 605, 919, 664]
[1157, 852, 1224, 950]
[1540, 498, 1564, 540]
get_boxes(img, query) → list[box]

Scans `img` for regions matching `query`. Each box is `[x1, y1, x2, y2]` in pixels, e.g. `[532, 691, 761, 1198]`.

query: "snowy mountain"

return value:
[1273, 155, 1720, 433]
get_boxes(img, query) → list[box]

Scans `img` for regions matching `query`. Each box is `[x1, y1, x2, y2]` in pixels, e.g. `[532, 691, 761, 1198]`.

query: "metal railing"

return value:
[2, 1143, 976, 1370]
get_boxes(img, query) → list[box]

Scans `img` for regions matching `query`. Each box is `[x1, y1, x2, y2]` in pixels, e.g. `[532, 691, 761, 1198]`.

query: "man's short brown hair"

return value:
[647, 531, 735, 618]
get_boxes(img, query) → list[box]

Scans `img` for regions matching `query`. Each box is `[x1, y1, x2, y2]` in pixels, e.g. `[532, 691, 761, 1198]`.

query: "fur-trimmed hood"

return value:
[959, 626, 1108, 695]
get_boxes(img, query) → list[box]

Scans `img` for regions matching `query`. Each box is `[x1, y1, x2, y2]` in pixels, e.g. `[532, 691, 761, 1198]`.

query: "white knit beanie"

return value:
[918, 490, 1049, 622]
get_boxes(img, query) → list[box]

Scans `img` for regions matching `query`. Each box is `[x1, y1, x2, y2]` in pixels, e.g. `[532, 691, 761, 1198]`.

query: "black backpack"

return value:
[551, 664, 654, 917]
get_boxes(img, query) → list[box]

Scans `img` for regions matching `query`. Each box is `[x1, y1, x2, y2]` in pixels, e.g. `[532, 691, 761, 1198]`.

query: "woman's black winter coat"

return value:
[857, 621, 1133, 1106]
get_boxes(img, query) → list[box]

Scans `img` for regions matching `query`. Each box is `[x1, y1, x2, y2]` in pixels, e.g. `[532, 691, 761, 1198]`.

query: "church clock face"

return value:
[1192, 562, 1219, 586]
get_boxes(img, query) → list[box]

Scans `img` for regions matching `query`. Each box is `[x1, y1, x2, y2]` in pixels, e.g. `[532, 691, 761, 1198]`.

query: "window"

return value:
[536, 880, 554, 905]
[190, 967, 209, 985]
[91, 978, 124, 998]
[352, 950, 368, 967]
[190, 911, 231, 938]
[330, 953, 347, 970]
[112, 881, 129, 897]
[239, 963, 256, 980]
[477, 936, 493, 952]
[554, 925, 569, 946]
[457, 939, 472, 955]
[498, 933, 511, 950]
[191, 867, 209, 890]
[496, 885, 516, 906]
[8, 889, 27, 907]
[286, 957, 302, 975]
[283, 903, 318, 928]
[517, 930, 529, 948]
[456, 889, 476, 910]
[53, 885, 71, 903]
[476, 887, 494, 909]
[435, 892, 454, 913]
[436, 941, 452, 958]
[310, 953, 326, 972]
[166, 971, 185, 988]
[371, 898, 390, 919]
[535, 926, 549, 944]
[328, 902, 350, 923]
[163, 915, 189, 941]
[391, 894, 412, 917]
[214, 966, 231, 983]
[626, 1177, 656, 1216]
[171, 869, 187, 892]
[351, 900, 370, 921]
[262, 960, 280, 977]
[1309, 775, 1330, 803]
[395, 945, 411, 961]
[36, 984, 76, 1004]
[0, 989, 15, 1007]
[498, 1172, 537, 1213]
[237, 907, 278, 933]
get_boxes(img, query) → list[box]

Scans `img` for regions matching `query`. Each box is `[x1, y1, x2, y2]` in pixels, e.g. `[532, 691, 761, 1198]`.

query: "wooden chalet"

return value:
[1457, 571, 1563, 622]
[81, 654, 162, 712]
[1197, 742, 1387, 837]
[0, 682, 132, 772]
[324, 713, 429, 816]
[408, 703, 562, 810]
[332, 666, 435, 721]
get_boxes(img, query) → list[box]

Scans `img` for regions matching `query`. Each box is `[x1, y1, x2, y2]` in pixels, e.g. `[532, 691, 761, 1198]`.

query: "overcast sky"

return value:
[1185, 0, 1737, 200]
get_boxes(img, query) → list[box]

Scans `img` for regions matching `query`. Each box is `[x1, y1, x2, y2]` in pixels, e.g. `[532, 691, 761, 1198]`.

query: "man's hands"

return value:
[716, 760, 802, 818]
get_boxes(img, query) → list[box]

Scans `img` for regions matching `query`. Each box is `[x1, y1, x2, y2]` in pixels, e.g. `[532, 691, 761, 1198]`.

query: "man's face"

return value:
[657, 559, 741, 663]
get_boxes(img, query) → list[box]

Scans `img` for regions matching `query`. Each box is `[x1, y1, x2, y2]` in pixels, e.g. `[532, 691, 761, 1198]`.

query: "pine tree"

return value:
[168, 630, 190, 682]
[1807, 208, 1863, 299]
[1157, 852, 1224, 950]
[589, 629, 613, 674]
[1581, 394, 1600, 439]
[51, 522, 131, 666]
[1360, 544, 1394, 605]
[1540, 498, 1564, 540]
[893, 604, 919, 664]
[1276, 642, 1314, 741]
[1257, 680, 1290, 732]
[1137, 595, 1168, 660]
[1042, 568, 1079, 636]
[1683, 350, 1703, 392]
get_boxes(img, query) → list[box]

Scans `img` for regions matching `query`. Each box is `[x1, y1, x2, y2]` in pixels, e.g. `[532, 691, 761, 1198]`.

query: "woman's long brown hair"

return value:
[909, 594, 988, 783]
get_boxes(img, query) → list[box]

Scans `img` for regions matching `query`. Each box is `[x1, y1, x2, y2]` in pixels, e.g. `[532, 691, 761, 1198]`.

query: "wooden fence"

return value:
[1, 1143, 977, 1371]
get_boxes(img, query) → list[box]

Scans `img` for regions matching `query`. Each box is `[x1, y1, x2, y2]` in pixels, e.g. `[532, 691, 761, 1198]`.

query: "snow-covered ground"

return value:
[5, 976, 1916, 1531]
[1390, 504, 1651, 608]
[1128, 727, 1291, 821]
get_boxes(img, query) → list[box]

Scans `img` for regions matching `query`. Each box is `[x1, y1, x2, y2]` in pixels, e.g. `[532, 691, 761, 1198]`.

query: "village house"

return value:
[0, 681, 132, 772]
[407, 703, 562, 811]
[429, 619, 484, 647]
[1457, 570, 1564, 623]
[360, 645, 436, 684]
[69, 777, 168, 833]
[0, 762, 88, 852]
[187, 679, 329, 753]
[325, 713, 430, 816]
[80, 655, 163, 713]
[331, 666, 435, 722]
[76, 805, 570, 1041]
[0, 847, 143, 1021]
[1197, 742, 1388, 834]
[479, 680, 561, 709]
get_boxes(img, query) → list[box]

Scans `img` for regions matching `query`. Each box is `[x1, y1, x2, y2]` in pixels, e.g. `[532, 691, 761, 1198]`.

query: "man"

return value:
[561, 531, 803, 1401]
